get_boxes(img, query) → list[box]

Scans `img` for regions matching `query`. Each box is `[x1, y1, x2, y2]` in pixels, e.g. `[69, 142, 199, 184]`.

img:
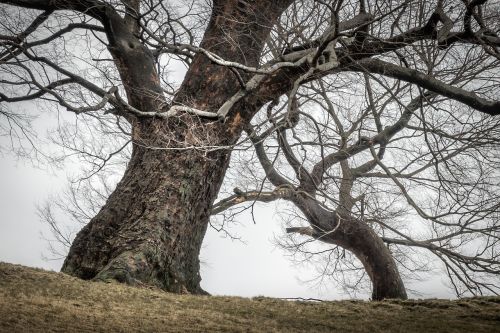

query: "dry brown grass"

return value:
[0, 262, 499, 332]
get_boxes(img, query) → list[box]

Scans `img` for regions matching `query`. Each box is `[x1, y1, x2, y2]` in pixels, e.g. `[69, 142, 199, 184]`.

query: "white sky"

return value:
[0, 5, 458, 300]
[0, 150, 456, 300]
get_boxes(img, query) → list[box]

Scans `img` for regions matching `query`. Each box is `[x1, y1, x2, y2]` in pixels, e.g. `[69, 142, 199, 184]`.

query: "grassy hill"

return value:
[0, 262, 499, 332]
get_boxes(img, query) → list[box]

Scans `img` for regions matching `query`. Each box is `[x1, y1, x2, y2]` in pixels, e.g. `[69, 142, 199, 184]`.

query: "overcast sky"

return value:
[0, 5, 459, 300]
[0, 147, 457, 300]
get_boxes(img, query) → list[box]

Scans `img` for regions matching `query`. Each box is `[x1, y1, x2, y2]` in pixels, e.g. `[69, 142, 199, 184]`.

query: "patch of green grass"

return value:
[0, 262, 499, 332]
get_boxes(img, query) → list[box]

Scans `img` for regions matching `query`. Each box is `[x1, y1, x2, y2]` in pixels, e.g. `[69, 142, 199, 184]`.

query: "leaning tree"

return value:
[213, 76, 500, 299]
[1, 0, 499, 299]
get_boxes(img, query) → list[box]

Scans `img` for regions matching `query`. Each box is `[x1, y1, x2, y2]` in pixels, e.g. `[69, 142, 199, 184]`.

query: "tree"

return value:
[213, 77, 500, 299]
[1, 0, 499, 299]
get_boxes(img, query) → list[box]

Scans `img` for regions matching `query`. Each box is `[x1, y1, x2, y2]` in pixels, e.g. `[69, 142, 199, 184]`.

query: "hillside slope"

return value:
[0, 262, 499, 332]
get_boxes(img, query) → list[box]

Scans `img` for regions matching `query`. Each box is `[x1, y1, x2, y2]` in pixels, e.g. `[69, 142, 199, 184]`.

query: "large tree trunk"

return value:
[62, 0, 293, 293]
[62, 118, 231, 293]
